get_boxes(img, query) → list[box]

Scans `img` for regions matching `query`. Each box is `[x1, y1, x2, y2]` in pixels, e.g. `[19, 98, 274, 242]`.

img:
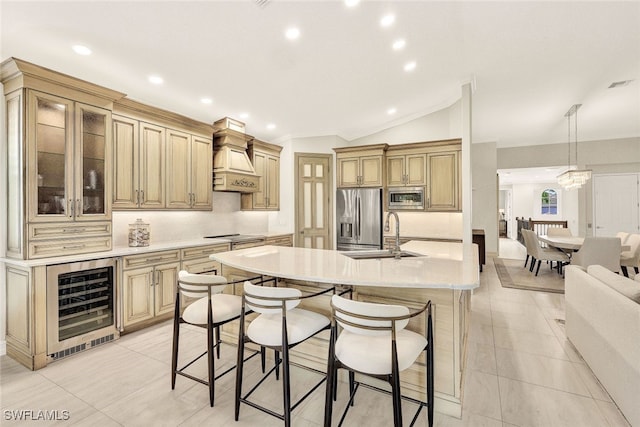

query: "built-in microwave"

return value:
[387, 186, 425, 210]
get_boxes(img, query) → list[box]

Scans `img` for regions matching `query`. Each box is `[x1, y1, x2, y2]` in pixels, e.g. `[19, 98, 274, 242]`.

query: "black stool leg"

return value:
[171, 293, 180, 389]
[215, 325, 221, 359]
[235, 312, 246, 421]
[348, 371, 355, 407]
[324, 325, 337, 427]
[207, 303, 215, 407]
[260, 346, 266, 373]
[275, 350, 280, 380]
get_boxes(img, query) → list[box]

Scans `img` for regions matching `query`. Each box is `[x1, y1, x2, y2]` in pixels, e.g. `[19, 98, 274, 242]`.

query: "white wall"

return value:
[471, 142, 499, 255]
[505, 182, 579, 236]
[498, 137, 640, 235]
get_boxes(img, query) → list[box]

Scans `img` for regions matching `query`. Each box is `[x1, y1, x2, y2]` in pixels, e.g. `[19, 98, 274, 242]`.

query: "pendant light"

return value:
[557, 104, 591, 190]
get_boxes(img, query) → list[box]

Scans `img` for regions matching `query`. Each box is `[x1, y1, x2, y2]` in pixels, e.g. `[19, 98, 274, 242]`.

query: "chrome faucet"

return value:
[384, 211, 401, 259]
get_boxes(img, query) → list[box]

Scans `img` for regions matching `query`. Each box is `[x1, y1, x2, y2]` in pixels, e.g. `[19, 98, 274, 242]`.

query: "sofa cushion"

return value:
[587, 265, 640, 303]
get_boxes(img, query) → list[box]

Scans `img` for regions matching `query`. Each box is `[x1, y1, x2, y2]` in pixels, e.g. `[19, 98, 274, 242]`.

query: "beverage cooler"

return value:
[46, 259, 118, 360]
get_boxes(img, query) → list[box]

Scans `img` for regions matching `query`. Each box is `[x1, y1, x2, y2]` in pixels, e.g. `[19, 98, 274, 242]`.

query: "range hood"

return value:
[212, 118, 260, 193]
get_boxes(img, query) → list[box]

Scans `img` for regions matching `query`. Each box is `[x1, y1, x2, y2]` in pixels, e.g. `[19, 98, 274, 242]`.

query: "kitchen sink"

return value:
[342, 250, 422, 260]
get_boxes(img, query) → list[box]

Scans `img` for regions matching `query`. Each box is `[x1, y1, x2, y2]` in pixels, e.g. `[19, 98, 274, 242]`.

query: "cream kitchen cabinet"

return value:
[121, 250, 180, 329]
[166, 130, 213, 209]
[180, 243, 230, 275]
[1, 58, 124, 259]
[426, 149, 461, 211]
[386, 152, 426, 187]
[334, 144, 387, 188]
[112, 99, 213, 211]
[112, 116, 165, 209]
[265, 234, 293, 247]
[241, 139, 282, 210]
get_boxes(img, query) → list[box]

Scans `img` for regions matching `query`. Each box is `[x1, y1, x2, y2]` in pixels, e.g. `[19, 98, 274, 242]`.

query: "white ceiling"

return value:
[1, 1, 639, 147]
[498, 166, 568, 186]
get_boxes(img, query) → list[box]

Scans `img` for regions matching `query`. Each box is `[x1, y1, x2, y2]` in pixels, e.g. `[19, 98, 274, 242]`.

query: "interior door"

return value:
[295, 154, 332, 249]
[593, 173, 640, 236]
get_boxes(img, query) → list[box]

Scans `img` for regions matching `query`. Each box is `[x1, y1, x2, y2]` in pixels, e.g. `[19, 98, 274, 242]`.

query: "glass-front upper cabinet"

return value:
[28, 90, 111, 222]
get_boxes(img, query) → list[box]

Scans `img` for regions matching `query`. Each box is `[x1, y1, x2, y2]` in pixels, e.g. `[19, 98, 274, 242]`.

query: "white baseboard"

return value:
[0, 340, 6, 356]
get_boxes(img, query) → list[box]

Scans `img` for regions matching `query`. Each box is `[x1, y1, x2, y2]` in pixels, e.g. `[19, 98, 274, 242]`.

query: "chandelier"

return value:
[557, 104, 591, 190]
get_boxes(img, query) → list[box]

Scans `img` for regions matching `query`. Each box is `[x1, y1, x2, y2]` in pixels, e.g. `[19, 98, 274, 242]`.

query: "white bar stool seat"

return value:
[182, 293, 242, 325]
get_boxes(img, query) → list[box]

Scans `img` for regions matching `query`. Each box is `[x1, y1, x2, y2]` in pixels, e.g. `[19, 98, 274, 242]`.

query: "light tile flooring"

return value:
[0, 238, 631, 426]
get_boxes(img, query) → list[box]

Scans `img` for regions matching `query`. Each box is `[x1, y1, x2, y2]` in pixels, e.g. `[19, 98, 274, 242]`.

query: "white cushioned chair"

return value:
[571, 236, 622, 273]
[235, 281, 333, 427]
[620, 233, 640, 277]
[521, 229, 537, 270]
[324, 294, 434, 427]
[171, 270, 246, 407]
[524, 229, 570, 275]
[616, 231, 630, 244]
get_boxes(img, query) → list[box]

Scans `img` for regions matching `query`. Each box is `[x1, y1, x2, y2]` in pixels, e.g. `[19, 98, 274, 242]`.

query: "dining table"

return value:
[538, 235, 630, 252]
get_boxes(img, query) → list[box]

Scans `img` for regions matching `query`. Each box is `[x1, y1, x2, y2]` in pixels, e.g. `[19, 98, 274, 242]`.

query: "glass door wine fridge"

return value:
[46, 258, 118, 360]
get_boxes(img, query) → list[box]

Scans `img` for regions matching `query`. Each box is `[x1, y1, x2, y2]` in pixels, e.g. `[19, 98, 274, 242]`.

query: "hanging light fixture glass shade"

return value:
[557, 104, 592, 190]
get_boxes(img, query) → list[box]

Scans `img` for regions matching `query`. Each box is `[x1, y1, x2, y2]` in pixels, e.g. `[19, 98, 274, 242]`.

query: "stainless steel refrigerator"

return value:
[336, 188, 383, 251]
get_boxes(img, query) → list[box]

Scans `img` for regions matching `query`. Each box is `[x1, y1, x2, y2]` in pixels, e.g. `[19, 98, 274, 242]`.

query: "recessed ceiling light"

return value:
[72, 45, 92, 55]
[148, 75, 164, 85]
[380, 14, 395, 28]
[266, 123, 276, 130]
[285, 27, 300, 40]
[392, 39, 406, 50]
[200, 98, 213, 104]
[344, 0, 360, 7]
[239, 112, 250, 119]
[387, 107, 397, 115]
[403, 61, 417, 72]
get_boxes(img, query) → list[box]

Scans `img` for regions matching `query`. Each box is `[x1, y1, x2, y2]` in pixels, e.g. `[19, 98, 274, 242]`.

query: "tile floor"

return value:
[0, 238, 631, 426]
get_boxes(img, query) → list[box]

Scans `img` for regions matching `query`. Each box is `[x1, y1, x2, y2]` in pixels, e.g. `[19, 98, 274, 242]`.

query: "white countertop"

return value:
[0, 233, 287, 267]
[210, 241, 480, 290]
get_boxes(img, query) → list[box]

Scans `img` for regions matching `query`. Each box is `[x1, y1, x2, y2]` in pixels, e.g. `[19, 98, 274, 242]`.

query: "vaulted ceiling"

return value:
[2, 1, 639, 147]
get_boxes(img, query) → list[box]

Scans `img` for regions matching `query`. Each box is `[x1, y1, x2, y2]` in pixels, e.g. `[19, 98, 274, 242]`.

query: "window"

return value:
[541, 189, 557, 215]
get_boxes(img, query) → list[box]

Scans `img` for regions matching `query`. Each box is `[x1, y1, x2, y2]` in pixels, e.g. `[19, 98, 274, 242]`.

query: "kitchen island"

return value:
[211, 241, 479, 418]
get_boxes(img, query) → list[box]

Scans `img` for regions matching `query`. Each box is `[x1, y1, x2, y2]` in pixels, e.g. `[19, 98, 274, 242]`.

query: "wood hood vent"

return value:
[212, 127, 260, 193]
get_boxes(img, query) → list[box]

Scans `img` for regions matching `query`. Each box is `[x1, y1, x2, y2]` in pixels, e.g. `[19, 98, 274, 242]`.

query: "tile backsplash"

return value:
[112, 191, 269, 247]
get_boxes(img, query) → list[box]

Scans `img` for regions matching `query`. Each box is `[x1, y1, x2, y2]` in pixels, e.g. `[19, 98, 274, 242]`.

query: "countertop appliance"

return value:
[336, 188, 383, 251]
[387, 186, 425, 210]
[204, 233, 265, 249]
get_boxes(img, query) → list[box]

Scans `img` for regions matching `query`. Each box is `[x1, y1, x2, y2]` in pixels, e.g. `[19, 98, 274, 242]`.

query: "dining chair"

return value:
[616, 231, 630, 245]
[620, 233, 640, 277]
[521, 229, 537, 270]
[172, 271, 261, 407]
[235, 281, 333, 427]
[527, 230, 570, 275]
[547, 227, 572, 237]
[570, 237, 621, 273]
[324, 294, 433, 427]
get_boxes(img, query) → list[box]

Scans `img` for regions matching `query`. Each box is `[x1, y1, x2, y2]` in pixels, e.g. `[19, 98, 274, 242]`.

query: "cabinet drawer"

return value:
[181, 257, 221, 275]
[181, 243, 230, 260]
[232, 240, 265, 250]
[28, 221, 111, 240]
[265, 236, 293, 247]
[123, 250, 180, 269]
[28, 236, 112, 259]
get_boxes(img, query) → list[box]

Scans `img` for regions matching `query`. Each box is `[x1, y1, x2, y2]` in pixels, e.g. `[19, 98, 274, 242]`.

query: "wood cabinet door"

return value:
[359, 155, 383, 187]
[190, 135, 213, 209]
[165, 129, 191, 209]
[112, 116, 139, 208]
[266, 154, 280, 209]
[155, 262, 179, 317]
[386, 155, 405, 186]
[337, 157, 359, 187]
[427, 151, 459, 211]
[27, 91, 74, 223]
[406, 153, 427, 186]
[139, 122, 165, 209]
[252, 151, 268, 209]
[74, 103, 112, 221]
[122, 266, 154, 327]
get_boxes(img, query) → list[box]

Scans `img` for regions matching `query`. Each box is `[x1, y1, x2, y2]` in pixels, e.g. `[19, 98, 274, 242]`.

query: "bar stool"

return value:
[235, 281, 334, 427]
[324, 294, 434, 427]
[171, 270, 250, 407]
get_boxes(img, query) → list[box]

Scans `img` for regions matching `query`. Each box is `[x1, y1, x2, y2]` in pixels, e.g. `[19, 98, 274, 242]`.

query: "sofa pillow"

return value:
[587, 265, 640, 304]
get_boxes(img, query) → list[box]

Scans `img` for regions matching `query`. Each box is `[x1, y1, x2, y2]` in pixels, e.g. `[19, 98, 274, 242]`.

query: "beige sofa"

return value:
[565, 265, 640, 426]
